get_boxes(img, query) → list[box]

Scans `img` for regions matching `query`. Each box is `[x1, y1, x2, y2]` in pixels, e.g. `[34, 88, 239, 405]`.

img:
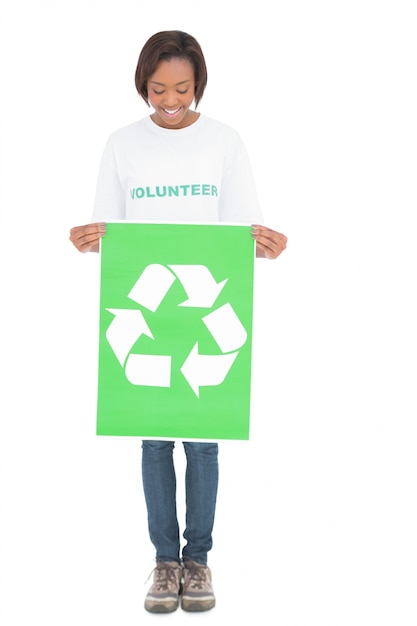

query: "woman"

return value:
[70, 30, 287, 613]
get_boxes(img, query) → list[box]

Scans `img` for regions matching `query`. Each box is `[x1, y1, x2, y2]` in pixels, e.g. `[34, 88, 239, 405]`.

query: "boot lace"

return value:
[184, 562, 207, 589]
[146, 563, 180, 591]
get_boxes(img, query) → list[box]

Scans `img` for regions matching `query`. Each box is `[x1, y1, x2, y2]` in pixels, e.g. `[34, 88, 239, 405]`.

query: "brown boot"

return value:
[144, 561, 182, 613]
[181, 560, 215, 612]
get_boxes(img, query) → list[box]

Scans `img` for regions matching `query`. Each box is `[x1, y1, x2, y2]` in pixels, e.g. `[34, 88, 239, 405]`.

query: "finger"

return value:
[69, 223, 106, 249]
[256, 236, 287, 259]
[253, 231, 287, 249]
[70, 222, 106, 237]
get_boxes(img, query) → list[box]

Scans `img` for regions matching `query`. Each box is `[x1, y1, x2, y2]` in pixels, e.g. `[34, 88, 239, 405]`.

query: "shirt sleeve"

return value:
[91, 138, 125, 221]
[218, 133, 264, 224]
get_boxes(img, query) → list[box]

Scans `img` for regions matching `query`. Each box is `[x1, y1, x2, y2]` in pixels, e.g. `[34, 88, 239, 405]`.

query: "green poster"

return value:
[96, 222, 255, 440]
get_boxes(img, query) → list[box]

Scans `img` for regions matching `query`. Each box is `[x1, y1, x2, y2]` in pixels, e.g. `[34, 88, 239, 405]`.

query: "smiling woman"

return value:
[135, 29, 208, 108]
[68, 28, 287, 614]
[147, 58, 199, 129]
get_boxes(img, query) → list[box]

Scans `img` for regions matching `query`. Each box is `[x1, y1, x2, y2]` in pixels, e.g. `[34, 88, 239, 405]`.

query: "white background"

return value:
[1, 1, 416, 624]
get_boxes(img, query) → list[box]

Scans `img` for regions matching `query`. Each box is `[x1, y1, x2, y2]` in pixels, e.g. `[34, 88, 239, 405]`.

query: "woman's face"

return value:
[147, 58, 198, 129]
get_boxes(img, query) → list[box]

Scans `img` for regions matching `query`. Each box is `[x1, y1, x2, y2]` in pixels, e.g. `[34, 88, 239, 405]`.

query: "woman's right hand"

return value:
[69, 222, 106, 253]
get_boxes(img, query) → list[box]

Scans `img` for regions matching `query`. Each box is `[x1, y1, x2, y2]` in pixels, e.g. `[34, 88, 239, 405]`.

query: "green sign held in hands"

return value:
[96, 222, 255, 440]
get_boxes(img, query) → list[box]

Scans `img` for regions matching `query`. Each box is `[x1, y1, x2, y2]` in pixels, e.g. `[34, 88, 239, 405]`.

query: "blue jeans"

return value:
[141, 440, 219, 565]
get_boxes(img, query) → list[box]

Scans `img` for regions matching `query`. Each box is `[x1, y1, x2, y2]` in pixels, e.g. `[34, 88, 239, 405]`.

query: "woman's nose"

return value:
[163, 91, 179, 107]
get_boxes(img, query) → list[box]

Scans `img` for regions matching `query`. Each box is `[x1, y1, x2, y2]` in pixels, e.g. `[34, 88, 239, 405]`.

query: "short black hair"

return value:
[135, 30, 208, 108]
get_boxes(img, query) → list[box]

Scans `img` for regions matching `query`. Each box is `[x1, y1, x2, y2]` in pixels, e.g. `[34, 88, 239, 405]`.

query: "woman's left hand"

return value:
[252, 224, 288, 259]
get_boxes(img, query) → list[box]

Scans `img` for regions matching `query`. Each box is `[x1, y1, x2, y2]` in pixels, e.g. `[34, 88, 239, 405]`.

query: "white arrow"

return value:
[125, 353, 171, 387]
[128, 264, 176, 312]
[202, 303, 247, 353]
[180, 342, 238, 397]
[106, 308, 154, 367]
[169, 265, 227, 308]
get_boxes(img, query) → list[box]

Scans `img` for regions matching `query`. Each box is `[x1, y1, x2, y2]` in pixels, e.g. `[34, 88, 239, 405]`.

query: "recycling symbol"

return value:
[105, 264, 248, 398]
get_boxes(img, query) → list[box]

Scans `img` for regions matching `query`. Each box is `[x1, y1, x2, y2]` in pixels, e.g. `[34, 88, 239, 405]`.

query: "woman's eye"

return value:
[151, 88, 188, 95]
